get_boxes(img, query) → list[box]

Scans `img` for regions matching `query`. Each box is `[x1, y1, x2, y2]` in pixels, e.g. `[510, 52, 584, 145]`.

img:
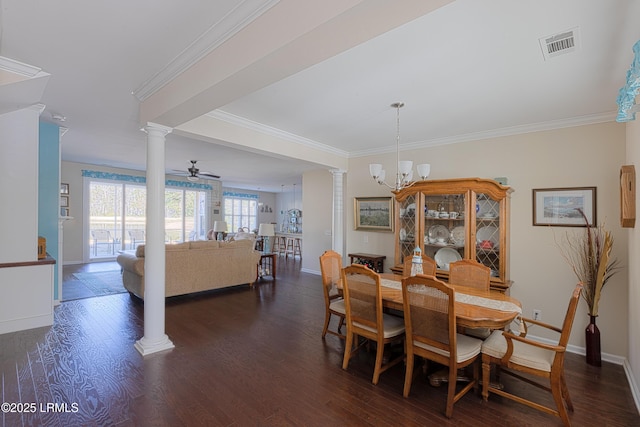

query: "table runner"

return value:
[380, 278, 521, 314]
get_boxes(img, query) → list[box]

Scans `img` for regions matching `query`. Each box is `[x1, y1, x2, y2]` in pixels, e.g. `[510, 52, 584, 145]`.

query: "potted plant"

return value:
[557, 209, 619, 366]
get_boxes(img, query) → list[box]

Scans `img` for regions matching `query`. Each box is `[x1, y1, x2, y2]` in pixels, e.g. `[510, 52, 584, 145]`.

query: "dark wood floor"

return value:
[2, 257, 638, 426]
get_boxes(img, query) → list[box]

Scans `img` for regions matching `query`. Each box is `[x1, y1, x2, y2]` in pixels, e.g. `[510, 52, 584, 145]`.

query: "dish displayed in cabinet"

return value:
[434, 247, 462, 270]
[427, 224, 449, 244]
[476, 225, 499, 248]
[392, 178, 512, 290]
[450, 226, 465, 246]
[477, 199, 499, 218]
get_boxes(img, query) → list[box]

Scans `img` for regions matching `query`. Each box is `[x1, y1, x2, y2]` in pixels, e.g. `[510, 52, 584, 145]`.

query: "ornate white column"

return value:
[330, 169, 346, 258]
[135, 122, 174, 356]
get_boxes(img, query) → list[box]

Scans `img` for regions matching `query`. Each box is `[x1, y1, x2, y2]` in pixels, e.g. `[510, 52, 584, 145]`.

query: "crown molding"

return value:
[206, 109, 350, 158]
[350, 111, 618, 158]
[132, 0, 280, 101]
[0, 56, 43, 77]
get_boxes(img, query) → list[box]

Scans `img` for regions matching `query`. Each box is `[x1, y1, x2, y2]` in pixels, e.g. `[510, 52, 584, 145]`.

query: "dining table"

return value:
[338, 272, 522, 387]
[376, 273, 522, 330]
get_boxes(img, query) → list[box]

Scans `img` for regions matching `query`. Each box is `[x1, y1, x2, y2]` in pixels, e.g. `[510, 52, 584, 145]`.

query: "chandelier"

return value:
[369, 102, 430, 191]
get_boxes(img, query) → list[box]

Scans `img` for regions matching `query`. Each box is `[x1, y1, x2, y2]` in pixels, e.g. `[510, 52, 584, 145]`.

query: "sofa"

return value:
[116, 239, 261, 299]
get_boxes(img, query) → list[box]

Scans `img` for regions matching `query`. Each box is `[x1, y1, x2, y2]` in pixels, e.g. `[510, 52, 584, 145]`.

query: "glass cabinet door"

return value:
[398, 194, 417, 264]
[423, 193, 466, 272]
[475, 193, 501, 278]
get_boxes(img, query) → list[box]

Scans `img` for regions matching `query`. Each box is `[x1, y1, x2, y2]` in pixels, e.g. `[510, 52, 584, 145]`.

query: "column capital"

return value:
[329, 169, 347, 176]
[29, 103, 46, 114]
[142, 122, 173, 136]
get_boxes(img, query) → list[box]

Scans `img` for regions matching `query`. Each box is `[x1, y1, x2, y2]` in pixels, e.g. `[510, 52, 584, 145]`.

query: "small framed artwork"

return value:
[60, 183, 69, 194]
[532, 187, 597, 227]
[60, 195, 69, 207]
[354, 197, 394, 231]
[60, 208, 69, 217]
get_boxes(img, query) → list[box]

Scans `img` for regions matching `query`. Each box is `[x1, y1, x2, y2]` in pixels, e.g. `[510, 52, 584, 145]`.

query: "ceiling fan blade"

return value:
[200, 172, 221, 179]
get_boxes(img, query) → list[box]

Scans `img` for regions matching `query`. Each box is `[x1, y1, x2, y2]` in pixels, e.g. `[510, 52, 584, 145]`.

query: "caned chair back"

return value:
[341, 263, 405, 385]
[319, 250, 342, 305]
[402, 275, 455, 356]
[402, 255, 437, 278]
[319, 250, 346, 339]
[448, 259, 491, 291]
[402, 274, 481, 418]
[341, 264, 382, 333]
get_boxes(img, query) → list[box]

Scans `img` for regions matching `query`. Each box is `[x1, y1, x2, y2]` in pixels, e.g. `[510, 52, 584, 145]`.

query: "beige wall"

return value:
[300, 169, 334, 273]
[626, 116, 640, 395]
[346, 122, 629, 359]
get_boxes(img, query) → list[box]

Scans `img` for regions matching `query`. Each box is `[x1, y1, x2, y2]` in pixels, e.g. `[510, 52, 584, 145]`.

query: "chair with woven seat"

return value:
[448, 259, 492, 339]
[401, 274, 483, 418]
[341, 264, 405, 385]
[319, 250, 346, 339]
[481, 283, 583, 427]
[402, 255, 437, 277]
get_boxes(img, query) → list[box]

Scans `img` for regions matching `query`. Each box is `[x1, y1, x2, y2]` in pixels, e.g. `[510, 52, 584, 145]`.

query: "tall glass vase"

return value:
[585, 315, 601, 367]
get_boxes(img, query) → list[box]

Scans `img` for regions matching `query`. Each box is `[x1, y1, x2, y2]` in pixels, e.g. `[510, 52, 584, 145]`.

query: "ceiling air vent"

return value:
[539, 27, 580, 61]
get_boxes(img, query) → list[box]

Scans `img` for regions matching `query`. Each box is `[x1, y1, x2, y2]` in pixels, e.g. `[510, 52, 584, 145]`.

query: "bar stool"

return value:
[277, 236, 287, 256]
[271, 236, 281, 253]
[285, 237, 295, 258]
[293, 238, 302, 259]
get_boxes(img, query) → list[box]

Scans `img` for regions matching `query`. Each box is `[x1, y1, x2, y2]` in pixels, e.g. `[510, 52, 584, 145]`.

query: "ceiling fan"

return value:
[175, 160, 220, 181]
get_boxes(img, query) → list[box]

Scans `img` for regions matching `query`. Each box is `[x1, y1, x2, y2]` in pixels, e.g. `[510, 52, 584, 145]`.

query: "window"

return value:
[83, 170, 212, 260]
[224, 193, 258, 232]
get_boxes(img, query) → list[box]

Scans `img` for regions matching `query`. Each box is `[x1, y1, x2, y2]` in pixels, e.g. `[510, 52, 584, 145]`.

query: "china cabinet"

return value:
[392, 178, 513, 291]
[283, 209, 302, 233]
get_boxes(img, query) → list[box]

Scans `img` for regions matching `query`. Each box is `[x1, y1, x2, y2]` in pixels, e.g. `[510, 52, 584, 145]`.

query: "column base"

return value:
[134, 334, 175, 356]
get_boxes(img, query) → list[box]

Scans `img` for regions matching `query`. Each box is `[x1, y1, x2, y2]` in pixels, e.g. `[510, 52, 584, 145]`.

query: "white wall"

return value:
[346, 121, 629, 359]
[0, 107, 40, 262]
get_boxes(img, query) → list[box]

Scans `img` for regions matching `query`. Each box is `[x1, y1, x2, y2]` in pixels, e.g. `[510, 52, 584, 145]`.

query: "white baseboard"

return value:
[624, 359, 640, 416]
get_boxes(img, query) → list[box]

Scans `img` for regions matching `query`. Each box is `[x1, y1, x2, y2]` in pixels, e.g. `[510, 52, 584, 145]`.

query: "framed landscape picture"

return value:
[532, 187, 596, 226]
[354, 197, 393, 231]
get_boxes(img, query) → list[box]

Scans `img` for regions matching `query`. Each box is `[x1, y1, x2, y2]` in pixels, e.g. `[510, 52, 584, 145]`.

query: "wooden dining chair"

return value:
[448, 259, 492, 339]
[341, 264, 405, 385]
[402, 255, 437, 278]
[401, 274, 483, 418]
[319, 250, 346, 339]
[481, 283, 583, 427]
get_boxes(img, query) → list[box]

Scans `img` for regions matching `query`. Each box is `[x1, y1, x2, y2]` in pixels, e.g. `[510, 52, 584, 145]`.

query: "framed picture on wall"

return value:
[60, 207, 69, 217]
[60, 195, 69, 207]
[60, 183, 69, 194]
[354, 197, 394, 231]
[532, 187, 596, 226]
